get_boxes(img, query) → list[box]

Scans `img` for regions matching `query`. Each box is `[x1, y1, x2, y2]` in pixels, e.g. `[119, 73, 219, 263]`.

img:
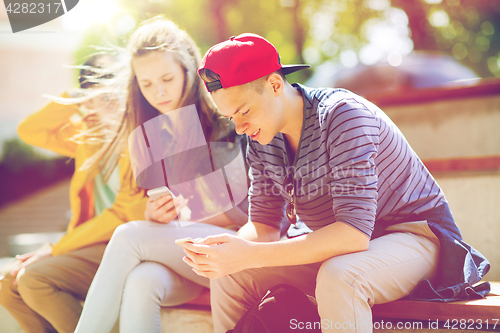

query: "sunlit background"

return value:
[69, 0, 500, 77]
[0, 0, 499, 204]
[0, 0, 500, 299]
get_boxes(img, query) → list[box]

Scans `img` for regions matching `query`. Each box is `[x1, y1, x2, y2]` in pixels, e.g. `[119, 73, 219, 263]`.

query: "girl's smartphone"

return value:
[147, 186, 175, 201]
[174, 237, 194, 247]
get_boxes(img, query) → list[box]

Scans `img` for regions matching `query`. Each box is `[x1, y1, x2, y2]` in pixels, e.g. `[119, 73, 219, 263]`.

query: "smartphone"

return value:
[174, 237, 194, 247]
[147, 186, 175, 201]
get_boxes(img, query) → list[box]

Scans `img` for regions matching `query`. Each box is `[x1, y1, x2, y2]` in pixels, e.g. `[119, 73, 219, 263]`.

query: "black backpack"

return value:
[227, 284, 321, 333]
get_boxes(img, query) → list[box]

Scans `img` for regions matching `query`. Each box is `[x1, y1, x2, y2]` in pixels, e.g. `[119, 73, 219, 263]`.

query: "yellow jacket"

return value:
[17, 94, 148, 256]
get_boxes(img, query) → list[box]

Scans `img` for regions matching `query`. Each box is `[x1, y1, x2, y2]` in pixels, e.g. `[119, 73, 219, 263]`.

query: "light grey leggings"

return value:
[74, 220, 235, 333]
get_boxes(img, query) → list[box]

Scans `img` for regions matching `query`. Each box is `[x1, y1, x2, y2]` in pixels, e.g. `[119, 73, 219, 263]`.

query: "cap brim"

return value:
[281, 64, 311, 75]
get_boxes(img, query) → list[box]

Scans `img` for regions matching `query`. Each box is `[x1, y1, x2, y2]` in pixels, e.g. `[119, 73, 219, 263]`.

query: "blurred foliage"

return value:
[74, 23, 126, 66]
[74, 0, 318, 83]
[392, 0, 500, 77]
[1, 138, 41, 173]
[0, 139, 74, 207]
[75, 0, 500, 83]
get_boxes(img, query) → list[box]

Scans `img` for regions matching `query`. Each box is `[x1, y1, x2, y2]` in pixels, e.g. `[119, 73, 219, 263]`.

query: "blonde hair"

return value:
[80, 16, 222, 183]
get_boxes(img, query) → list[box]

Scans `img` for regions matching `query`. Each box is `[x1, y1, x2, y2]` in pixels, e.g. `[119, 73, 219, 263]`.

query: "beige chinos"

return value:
[210, 221, 439, 333]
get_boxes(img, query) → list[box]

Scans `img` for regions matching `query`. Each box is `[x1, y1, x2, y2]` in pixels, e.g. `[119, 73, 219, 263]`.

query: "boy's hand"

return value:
[182, 234, 254, 279]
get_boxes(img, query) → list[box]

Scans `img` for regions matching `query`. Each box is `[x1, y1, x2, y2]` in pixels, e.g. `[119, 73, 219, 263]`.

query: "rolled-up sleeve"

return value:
[327, 99, 379, 237]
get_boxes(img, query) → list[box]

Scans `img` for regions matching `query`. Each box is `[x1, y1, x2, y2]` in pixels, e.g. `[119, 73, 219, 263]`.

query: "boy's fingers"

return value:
[183, 242, 211, 256]
[182, 255, 211, 266]
[201, 234, 231, 245]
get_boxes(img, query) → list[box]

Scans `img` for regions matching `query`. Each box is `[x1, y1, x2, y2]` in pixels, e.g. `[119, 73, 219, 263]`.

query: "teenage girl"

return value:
[74, 17, 248, 333]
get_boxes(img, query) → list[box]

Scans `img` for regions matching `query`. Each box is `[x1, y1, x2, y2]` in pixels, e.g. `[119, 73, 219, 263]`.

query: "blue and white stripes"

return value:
[247, 84, 445, 238]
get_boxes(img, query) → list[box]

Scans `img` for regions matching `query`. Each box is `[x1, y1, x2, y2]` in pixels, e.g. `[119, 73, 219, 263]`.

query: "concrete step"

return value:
[0, 295, 486, 333]
[1, 258, 492, 333]
[160, 306, 213, 333]
[0, 301, 211, 333]
[7, 232, 65, 256]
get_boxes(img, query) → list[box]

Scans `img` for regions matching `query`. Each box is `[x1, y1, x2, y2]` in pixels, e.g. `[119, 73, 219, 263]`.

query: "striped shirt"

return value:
[247, 84, 446, 238]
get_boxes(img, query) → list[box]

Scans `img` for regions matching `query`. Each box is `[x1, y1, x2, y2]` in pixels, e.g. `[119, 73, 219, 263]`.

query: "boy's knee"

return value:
[210, 270, 265, 306]
[210, 274, 237, 299]
[317, 256, 364, 291]
[316, 256, 374, 307]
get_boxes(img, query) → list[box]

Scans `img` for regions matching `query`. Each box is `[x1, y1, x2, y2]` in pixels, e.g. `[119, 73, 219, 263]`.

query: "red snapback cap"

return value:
[198, 33, 310, 92]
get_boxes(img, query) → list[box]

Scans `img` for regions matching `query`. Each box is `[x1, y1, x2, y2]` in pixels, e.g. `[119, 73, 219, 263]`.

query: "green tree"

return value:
[303, 0, 500, 77]
[75, 0, 500, 80]
[392, 0, 500, 77]
[1, 138, 41, 173]
[75, 0, 316, 83]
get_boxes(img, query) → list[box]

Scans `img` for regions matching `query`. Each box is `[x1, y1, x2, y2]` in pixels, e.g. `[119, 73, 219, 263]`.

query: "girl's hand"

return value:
[145, 194, 189, 224]
[10, 246, 53, 286]
[182, 234, 254, 279]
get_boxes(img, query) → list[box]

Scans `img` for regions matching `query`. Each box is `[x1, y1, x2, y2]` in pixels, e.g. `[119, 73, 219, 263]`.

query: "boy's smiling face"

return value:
[211, 74, 286, 145]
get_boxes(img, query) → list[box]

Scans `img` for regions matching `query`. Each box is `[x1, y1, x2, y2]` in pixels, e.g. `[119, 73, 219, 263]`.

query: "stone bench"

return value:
[3, 229, 499, 332]
[1, 263, 497, 333]
[371, 282, 500, 323]
[184, 283, 500, 333]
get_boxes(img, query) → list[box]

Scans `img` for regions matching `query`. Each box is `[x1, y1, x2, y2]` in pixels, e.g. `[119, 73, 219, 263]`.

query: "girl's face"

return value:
[133, 51, 185, 114]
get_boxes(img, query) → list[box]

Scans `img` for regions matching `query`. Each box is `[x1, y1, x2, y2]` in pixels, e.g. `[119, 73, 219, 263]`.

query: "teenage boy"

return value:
[182, 34, 490, 332]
